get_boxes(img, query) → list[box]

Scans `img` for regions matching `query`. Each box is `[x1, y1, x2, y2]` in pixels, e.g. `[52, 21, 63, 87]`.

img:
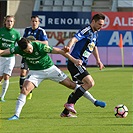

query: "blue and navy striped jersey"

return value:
[23, 27, 48, 41]
[71, 25, 98, 66]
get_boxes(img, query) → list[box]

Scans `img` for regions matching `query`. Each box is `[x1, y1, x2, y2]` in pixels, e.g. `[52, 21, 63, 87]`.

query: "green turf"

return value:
[0, 67, 132, 133]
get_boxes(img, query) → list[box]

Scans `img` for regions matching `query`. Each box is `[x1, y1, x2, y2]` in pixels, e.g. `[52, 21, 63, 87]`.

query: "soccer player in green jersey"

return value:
[0, 37, 82, 120]
[0, 15, 21, 102]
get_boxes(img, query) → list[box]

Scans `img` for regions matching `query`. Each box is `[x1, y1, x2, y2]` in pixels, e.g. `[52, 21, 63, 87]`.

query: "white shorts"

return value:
[0, 56, 15, 76]
[25, 65, 67, 87]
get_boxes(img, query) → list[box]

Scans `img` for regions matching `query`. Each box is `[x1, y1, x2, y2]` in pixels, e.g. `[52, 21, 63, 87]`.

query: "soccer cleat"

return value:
[0, 98, 5, 102]
[94, 100, 106, 108]
[8, 115, 19, 120]
[64, 103, 77, 114]
[27, 93, 32, 100]
[60, 112, 77, 118]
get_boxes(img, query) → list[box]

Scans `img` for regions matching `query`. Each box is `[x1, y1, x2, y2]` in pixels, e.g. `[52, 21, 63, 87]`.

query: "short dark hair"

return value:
[31, 15, 40, 21]
[92, 13, 105, 22]
[17, 38, 30, 50]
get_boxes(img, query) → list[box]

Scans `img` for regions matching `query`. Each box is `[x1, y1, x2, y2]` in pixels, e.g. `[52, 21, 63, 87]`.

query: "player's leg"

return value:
[0, 56, 15, 102]
[61, 61, 106, 115]
[19, 58, 32, 99]
[0, 74, 10, 102]
[19, 58, 28, 90]
[8, 80, 35, 120]
[46, 65, 77, 117]
[67, 61, 97, 104]
[8, 70, 42, 120]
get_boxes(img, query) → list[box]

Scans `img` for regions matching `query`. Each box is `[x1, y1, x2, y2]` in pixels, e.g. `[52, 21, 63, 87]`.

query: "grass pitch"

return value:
[0, 67, 132, 133]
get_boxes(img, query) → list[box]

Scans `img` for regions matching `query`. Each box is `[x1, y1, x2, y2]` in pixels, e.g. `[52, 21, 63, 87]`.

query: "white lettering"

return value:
[113, 17, 121, 26]
[123, 32, 133, 45]
[108, 31, 119, 45]
[74, 18, 80, 24]
[67, 18, 73, 25]
[55, 18, 59, 24]
[48, 18, 53, 24]
[113, 17, 133, 26]
[47, 18, 90, 25]
[122, 18, 127, 26]
[60, 18, 66, 24]
[108, 31, 133, 46]
[129, 18, 133, 26]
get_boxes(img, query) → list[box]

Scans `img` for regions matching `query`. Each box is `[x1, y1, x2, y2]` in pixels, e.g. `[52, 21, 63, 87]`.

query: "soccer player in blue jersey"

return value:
[19, 15, 48, 99]
[61, 13, 106, 117]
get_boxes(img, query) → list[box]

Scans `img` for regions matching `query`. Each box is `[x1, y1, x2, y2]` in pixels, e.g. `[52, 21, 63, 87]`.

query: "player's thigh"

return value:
[20, 69, 27, 76]
[81, 75, 95, 90]
[25, 70, 44, 88]
[60, 77, 76, 90]
[47, 65, 67, 82]
[67, 62, 89, 81]
[3, 57, 15, 76]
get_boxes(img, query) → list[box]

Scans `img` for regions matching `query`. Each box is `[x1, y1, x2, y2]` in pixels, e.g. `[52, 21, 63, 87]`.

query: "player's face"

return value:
[5, 17, 15, 29]
[23, 43, 33, 54]
[92, 19, 104, 31]
[31, 17, 40, 30]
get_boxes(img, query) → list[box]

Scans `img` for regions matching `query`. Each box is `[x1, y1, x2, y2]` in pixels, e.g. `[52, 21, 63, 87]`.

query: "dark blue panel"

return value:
[32, 11, 91, 29]
[98, 31, 133, 47]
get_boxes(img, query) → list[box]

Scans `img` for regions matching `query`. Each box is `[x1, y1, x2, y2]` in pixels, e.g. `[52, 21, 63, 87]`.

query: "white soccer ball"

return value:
[114, 104, 128, 118]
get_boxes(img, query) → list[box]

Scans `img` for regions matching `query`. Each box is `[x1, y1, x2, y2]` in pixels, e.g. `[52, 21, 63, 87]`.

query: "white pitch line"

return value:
[0, 81, 18, 85]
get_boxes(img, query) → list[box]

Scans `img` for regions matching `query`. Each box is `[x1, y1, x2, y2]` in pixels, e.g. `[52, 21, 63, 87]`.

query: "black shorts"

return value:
[67, 60, 89, 82]
[21, 58, 28, 70]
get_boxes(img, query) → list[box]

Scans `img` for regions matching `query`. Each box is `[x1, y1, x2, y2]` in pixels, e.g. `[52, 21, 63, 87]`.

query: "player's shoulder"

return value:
[38, 27, 46, 32]
[25, 27, 32, 31]
[38, 27, 47, 35]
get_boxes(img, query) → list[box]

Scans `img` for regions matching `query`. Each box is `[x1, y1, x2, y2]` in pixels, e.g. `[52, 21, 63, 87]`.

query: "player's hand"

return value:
[62, 46, 70, 53]
[97, 61, 105, 70]
[75, 59, 83, 66]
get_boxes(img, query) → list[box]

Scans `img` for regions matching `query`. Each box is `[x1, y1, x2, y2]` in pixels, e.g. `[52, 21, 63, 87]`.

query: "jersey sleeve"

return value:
[43, 45, 53, 53]
[74, 26, 90, 41]
[10, 47, 18, 54]
[40, 29, 48, 41]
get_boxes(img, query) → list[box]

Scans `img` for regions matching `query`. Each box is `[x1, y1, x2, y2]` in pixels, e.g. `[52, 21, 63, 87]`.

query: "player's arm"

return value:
[92, 46, 104, 70]
[0, 49, 11, 56]
[52, 47, 82, 66]
[63, 37, 78, 52]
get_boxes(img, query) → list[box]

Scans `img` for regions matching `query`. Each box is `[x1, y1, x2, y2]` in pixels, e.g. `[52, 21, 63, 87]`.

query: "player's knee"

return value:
[86, 80, 95, 89]
[21, 87, 29, 95]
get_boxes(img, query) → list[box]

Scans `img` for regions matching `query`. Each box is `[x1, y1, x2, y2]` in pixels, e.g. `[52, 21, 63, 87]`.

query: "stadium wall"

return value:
[7, 0, 35, 28]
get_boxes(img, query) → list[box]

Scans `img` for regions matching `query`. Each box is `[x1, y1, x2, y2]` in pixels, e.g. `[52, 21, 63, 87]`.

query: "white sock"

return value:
[83, 91, 96, 104]
[1, 80, 9, 100]
[15, 93, 26, 117]
[74, 84, 96, 104]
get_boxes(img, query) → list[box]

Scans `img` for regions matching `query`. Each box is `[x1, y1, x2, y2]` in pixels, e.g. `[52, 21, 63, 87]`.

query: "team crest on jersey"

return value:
[12, 35, 15, 38]
[10, 47, 15, 53]
[88, 42, 95, 52]
[44, 45, 51, 52]
[35, 52, 39, 55]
